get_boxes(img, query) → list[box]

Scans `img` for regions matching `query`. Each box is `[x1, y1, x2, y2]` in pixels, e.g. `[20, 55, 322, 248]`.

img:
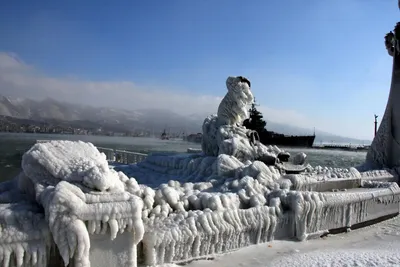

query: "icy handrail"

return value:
[37, 141, 149, 165]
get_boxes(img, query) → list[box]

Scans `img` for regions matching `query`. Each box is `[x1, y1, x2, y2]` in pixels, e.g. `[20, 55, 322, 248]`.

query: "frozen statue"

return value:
[365, 22, 400, 171]
[217, 76, 254, 126]
[201, 76, 279, 164]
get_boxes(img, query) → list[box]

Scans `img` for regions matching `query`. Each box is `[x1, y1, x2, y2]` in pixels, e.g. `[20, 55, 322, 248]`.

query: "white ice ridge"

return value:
[0, 76, 399, 267]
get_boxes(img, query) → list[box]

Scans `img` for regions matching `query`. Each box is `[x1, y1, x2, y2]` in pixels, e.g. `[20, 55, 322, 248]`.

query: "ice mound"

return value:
[22, 140, 125, 192]
[202, 116, 278, 163]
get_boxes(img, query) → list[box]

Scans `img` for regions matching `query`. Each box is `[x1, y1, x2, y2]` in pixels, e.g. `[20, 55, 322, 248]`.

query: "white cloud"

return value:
[0, 52, 223, 114]
[0, 53, 31, 71]
[0, 52, 316, 120]
[0, 52, 367, 139]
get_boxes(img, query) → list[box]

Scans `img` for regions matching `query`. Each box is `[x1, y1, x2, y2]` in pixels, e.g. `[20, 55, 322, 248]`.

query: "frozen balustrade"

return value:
[37, 141, 148, 165]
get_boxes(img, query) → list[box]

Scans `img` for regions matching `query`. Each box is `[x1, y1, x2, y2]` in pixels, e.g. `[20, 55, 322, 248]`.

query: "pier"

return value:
[312, 144, 370, 152]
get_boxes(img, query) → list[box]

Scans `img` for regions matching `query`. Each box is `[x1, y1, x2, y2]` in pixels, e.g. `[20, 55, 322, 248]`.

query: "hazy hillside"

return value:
[0, 95, 202, 134]
[0, 95, 371, 144]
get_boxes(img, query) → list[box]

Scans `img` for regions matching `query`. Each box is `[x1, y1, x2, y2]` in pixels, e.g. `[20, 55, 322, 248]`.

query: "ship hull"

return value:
[259, 133, 315, 148]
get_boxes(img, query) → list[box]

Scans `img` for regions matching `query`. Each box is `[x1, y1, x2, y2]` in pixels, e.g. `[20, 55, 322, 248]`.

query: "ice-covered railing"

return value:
[96, 146, 115, 160]
[96, 146, 148, 164]
[37, 140, 148, 165]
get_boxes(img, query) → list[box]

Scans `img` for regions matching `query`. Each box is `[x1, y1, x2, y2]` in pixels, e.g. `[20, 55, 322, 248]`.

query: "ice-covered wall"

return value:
[366, 24, 400, 171]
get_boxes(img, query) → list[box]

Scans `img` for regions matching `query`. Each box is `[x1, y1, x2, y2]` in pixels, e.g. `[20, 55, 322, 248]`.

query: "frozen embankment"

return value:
[0, 74, 399, 267]
[0, 139, 397, 267]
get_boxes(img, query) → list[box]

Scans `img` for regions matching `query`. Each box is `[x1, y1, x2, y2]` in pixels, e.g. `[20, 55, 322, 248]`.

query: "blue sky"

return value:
[0, 0, 398, 140]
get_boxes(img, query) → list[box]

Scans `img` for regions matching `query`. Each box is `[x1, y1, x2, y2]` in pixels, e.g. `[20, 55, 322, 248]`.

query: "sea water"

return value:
[0, 132, 367, 182]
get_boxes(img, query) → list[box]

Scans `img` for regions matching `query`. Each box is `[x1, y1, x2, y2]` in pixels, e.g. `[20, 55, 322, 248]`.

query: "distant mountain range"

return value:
[0, 95, 371, 144]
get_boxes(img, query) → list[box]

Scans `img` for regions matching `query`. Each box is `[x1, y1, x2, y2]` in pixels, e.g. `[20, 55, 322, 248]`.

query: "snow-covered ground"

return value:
[161, 216, 400, 267]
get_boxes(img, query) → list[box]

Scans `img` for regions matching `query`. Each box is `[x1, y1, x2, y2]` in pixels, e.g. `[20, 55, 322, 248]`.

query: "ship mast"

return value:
[253, 97, 260, 107]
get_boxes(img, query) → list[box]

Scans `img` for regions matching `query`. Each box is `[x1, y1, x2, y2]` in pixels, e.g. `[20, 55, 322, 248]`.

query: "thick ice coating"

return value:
[22, 140, 125, 192]
[0, 74, 398, 267]
[106, 70, 399, 265]
[0, 140, 145, 267]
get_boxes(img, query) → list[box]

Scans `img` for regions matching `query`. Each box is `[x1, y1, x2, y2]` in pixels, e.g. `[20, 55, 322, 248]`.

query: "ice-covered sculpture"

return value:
[366, 23, 400, 171]
[202, 76, 253, 156]
[201, 76, 279, 164]
[4, 141, 145, 267]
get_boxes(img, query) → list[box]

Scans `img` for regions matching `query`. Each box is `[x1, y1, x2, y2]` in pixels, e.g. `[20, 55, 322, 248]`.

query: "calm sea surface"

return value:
[0, 132, 367, 182]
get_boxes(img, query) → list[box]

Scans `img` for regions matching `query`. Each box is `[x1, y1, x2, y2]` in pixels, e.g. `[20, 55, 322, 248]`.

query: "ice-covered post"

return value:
[366, 22, 400, 170]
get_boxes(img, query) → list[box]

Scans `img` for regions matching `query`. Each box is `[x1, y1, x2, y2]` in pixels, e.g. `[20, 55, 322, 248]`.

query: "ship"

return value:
[258, 130, 315, 148]
[184, 133, 202, 143]
[160, 129, 169, 140]
[244, 100, 316, 148]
